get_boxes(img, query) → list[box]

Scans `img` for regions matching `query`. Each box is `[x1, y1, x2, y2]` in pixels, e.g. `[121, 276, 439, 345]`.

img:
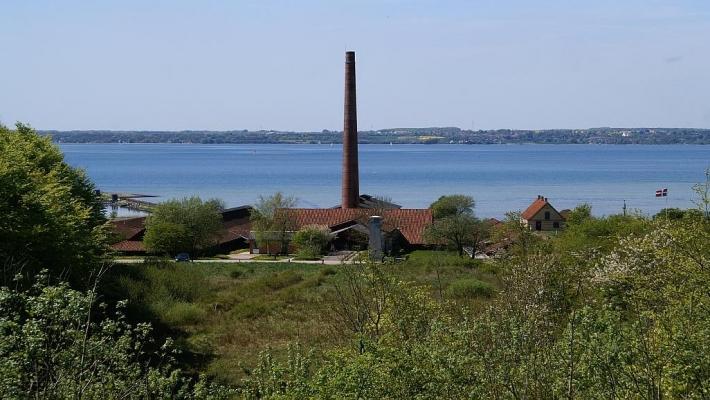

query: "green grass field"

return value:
[101, 251, 499, 385]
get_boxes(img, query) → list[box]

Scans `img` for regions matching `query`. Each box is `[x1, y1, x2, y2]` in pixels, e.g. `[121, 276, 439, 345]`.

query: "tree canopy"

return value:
[0, 123, 108, 286]
[426, 195, 487, 256]
[429, 194, 475, 219]
[250, 192, 297, 255]
[143, 197, 225, 256]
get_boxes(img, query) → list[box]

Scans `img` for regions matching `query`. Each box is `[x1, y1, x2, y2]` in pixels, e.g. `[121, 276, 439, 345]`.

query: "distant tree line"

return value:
[42, 127, 710, 145]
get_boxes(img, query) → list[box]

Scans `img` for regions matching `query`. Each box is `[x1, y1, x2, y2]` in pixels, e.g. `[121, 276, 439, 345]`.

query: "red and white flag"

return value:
[655, 188, 668, 197]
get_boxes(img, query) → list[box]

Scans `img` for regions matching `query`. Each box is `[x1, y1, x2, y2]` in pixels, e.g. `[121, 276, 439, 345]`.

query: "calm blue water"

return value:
[59, 144, 709, 218]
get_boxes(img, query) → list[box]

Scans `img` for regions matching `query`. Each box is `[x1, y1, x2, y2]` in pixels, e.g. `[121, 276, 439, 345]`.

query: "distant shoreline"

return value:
[43, 127, 710, 145]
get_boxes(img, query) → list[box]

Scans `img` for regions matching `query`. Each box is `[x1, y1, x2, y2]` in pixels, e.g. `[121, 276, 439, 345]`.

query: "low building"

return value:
[249, 208, 433, 256]
[520, 195, 565, 231]
[109, 206, 252, 255]
[110, 216, 148, 255]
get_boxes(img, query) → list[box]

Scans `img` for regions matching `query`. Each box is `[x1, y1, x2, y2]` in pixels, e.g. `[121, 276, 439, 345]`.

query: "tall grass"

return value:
[446, 278, 494, 299]
[103, 252, 501, 385]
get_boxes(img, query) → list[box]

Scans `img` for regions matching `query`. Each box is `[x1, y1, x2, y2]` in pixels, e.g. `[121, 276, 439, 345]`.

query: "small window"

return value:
[544, 211, 551, 220]
[553, 222, 560, 229]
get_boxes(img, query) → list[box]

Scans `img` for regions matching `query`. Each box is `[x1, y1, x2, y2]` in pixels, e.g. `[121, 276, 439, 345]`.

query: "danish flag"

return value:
[655, 188, 668, 197]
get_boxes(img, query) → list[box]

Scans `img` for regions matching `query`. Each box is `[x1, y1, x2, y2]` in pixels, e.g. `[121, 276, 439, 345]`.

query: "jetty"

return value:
[100, 192, 157, 213]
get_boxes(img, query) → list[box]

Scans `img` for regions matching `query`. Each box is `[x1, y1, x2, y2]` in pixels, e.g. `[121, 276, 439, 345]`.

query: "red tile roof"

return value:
[285, 208, 433, 244]
[521, 196, 564, 221]
[521, 198, 548, 220]
[111, 240, 145, 253]
[110, 217, 147, 240]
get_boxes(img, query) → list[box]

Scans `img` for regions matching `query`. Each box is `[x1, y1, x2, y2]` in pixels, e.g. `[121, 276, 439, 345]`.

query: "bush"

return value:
[292, 225, 332, 259]
[160, 302, 206, 325]
[446, 278, 494, 299]
[143, 196, 225, 256]
[0, 275, 230, 398]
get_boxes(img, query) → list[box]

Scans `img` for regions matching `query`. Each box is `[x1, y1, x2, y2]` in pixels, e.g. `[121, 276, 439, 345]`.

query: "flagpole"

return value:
[665, 190, 669, 219]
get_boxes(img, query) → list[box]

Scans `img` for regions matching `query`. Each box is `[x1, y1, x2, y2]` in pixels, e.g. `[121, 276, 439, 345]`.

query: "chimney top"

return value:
[345, 51, 355, 63]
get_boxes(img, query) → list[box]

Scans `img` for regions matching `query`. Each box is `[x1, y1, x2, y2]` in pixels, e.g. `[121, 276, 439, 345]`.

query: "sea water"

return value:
[59, 143, 709, 218]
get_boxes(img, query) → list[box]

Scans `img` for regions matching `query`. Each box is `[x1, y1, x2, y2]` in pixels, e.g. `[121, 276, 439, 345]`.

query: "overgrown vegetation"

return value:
[101, 254, 500, 386]
[0, 125, 230, 398]
[236, 214, 710, 399]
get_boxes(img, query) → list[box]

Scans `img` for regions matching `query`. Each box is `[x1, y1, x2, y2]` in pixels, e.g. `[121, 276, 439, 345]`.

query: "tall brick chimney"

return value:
[342, 51, 359, 208]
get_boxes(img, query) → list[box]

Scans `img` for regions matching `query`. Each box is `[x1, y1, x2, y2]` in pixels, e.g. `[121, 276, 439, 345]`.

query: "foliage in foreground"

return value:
[0, 273, 232, 400]
[0, 123, 108, 287]
[239, 217, 710, 399]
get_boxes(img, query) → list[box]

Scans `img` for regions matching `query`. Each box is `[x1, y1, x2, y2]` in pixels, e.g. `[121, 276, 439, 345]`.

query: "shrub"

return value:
[0, 275, 230, 398]
[446, 278, 494, 299]
[143, 196, 225, 256]
[292, 225, 332, 259]
[161, 302, 206, 325]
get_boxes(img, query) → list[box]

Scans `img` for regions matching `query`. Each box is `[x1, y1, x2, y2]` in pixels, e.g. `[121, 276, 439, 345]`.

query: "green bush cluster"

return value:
[292, 225, 332, 260]
[112, 263, 210, 326]
[446, 278, 494, 299]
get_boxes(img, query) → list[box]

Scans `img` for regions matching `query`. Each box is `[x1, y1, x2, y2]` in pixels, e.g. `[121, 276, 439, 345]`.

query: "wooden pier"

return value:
[101, 192, 157, 213]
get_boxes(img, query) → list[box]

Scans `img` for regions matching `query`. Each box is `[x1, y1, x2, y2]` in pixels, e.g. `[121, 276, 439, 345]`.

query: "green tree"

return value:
[251, 192, 297, 255]
[292, 225, 332, 259]
[143, 197, 224, 256]
[425, 195, 487, 257]
[565, 203, 592, 226]
[429, 194, 475, 219]
[0, 123, 108, 286]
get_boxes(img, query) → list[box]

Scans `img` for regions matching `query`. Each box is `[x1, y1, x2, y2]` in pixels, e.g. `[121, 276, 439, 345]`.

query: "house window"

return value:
[535, 221, 542, 231]
[553, 222, 560, 229]
[544, 211, 551, 220]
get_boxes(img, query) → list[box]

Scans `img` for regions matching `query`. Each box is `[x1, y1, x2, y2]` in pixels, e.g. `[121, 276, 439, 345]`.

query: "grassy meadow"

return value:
[101, 251, 498, 385]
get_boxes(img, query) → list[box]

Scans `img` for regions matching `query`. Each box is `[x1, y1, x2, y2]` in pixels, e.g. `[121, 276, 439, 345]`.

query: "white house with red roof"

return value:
[520, 195, 566, 231]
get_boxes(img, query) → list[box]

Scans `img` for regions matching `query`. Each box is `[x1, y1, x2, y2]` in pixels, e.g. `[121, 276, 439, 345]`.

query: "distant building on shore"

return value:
[520, 195, 566, 231]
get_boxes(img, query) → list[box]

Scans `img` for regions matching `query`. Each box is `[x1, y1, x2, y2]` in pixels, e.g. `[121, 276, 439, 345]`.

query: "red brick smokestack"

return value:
[342, 51, 359, 208]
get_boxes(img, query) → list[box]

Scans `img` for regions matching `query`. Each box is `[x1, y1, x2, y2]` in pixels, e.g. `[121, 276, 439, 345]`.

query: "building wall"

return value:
[522, 204, 565, 231]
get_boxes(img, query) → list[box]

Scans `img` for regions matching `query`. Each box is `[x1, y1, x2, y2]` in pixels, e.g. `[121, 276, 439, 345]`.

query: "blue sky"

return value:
[2, 0, 709, 131]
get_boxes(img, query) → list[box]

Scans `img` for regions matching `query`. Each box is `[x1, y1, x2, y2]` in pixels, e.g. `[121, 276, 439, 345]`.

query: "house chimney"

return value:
[342, 51, 359, 208]
[368, 215, 383, 261]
